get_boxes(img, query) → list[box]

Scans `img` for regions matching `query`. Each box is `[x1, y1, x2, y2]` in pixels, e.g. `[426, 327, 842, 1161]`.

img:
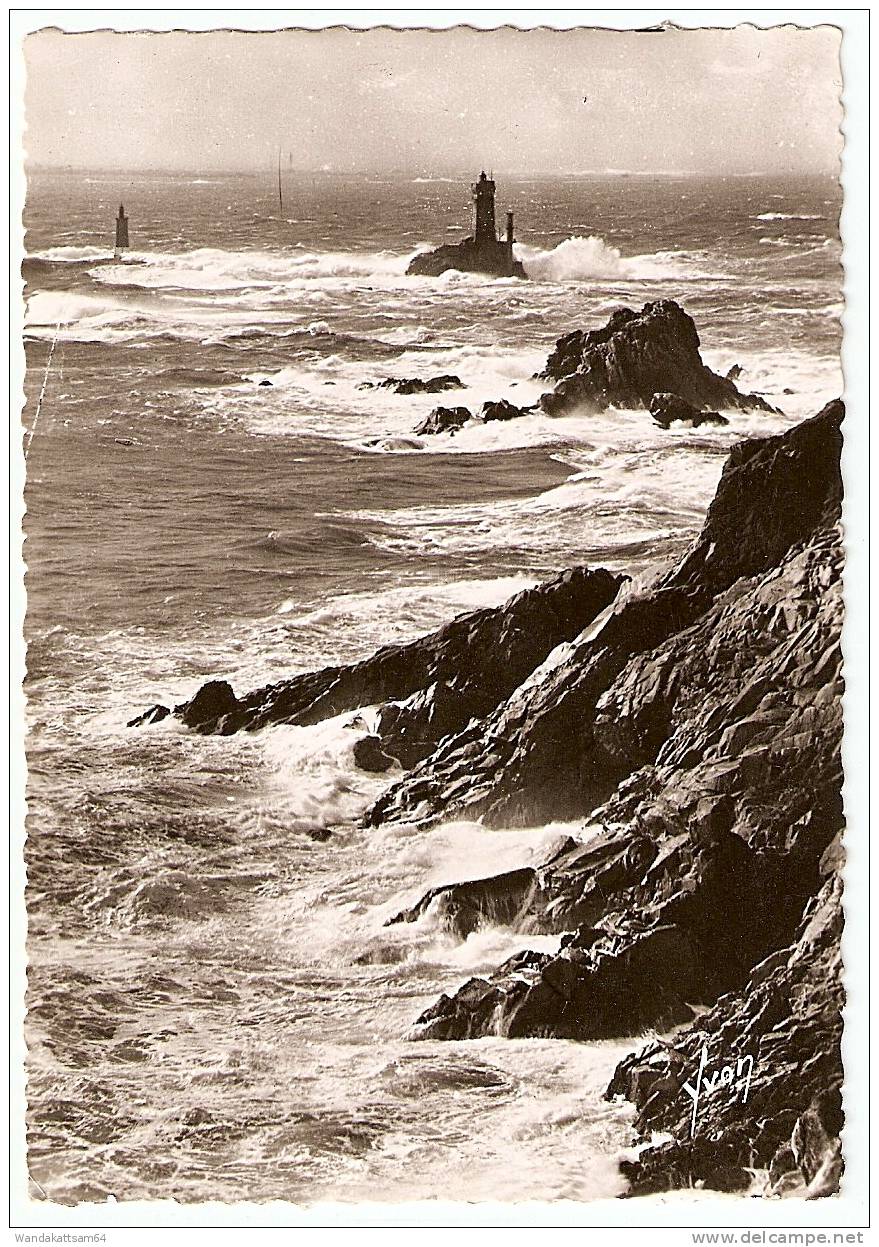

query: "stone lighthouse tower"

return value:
[113, 204, 128, 258]
[472, 171, 497, 244]
[114, 205, 129, 260]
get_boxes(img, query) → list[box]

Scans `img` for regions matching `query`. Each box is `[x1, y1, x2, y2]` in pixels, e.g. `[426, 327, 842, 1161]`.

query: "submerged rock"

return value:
[539, 301, 778, 417]
[369, 375, 464, 395]
[387, 867, 539, 941]
[126, 703, 170, 728]
[363, 435, 425, 452]
[352, 735, 395, 773]
[649, 392, 728, 428]
[414, 406, 472, 436]
[480, 398, 533, 423]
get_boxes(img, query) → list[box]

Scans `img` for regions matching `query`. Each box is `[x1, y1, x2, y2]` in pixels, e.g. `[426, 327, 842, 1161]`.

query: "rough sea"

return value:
[21, 170, 842, 1204]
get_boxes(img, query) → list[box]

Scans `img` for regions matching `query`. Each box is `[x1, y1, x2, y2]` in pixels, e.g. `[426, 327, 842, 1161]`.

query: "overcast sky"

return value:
[23, 24, 842, 176]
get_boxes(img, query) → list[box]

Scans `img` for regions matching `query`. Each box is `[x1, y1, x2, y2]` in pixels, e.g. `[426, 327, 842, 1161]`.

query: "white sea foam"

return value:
[276, 574, 535, 629]
[515, 235, 720, 282]
[84, 245, 413, 294]
[25, 289, 119, 326]
[28, 244, 110, 262]
[239, 340, 550, 442]
[258, 713, 391, 834]
[755, 212, 823, 221]
[344, 400, 800, 566]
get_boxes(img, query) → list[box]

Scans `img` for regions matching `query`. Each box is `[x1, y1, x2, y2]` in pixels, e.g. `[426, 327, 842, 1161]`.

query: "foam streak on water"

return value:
[22, 169, 842, 1204]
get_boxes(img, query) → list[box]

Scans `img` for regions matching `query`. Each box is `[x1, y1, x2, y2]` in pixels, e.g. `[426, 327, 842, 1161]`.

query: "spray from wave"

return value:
[25, 289, 121, 327]
[515, 235, 629, 281]
[514, 235, 714, 282]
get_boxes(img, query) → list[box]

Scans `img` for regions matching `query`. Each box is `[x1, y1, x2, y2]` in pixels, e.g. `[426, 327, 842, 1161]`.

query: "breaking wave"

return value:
[515, 235, 715, 282]
[755, 212, 824, 221]
[85, 245, 413, 292]
[27, 244, 110, 263]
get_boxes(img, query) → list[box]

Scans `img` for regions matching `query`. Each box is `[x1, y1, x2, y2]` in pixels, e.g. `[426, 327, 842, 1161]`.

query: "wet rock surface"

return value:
[352, 735, 395, 773]
[413, 405, 472, 436]
[162, 565, 625, 742]
[539, 301, 778, 417]
[480, 398, 534, 423]
[405, 526, 843, 1042]
[126, 704, 170, 728]
[367, 374, 464, 395]
[178, 680, 238, 733]
[413, 399, 535, 438]
[649, 392, 728, 428]
[608, 866, 844, 1197]
[376, 400, 845, 1195]
[387, 867, 540, 942]
[407, 239, 527, 279]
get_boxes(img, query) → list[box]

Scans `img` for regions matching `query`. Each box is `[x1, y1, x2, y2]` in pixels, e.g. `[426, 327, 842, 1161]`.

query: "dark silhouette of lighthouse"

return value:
[472, 171, 497, 244]
[114, 205, 129, 260]
[470, 172, 517, 258]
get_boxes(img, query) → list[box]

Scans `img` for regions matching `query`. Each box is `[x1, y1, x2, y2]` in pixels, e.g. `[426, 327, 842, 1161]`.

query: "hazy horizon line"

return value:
[23, 162, 840, 180]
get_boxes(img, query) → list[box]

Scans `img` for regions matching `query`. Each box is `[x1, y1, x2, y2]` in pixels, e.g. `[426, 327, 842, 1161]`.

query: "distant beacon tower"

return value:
[114, 204, 129, 260]
[471, 171, 497, 244]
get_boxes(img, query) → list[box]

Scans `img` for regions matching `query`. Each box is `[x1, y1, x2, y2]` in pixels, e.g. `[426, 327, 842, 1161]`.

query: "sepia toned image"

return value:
[14, 13, 864, 1223]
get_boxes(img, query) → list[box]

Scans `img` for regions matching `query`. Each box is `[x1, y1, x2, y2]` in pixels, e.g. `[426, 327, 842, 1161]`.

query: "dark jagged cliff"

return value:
[368, 401, 843, 828]
[539, 301, 778, 417]
[130, 393, 845, 1197]
[403, 520, 842, 1035]
[137, 567, 625, 754]
[607, 860, 844, 1197]
[381, 400, 845, 1195]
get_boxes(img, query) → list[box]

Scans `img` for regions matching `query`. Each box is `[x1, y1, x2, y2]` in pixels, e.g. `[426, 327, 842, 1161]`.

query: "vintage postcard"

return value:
[10, 9, 869, 1236]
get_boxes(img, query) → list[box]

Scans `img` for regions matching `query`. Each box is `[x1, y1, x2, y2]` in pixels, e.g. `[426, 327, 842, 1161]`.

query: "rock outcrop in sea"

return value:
[361, 374, 464, 395]
[413, 399, 536, 438]
[407, 300, 777, 442]
[539, 301, 778, 417]
[413, 406, 472, 436]
[407, 239, 527, 279]
[649, 392, 728, 428]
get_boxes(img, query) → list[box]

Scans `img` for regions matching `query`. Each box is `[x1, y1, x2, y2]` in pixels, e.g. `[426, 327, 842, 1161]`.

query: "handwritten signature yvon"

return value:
[682, 1045, 755, 1137]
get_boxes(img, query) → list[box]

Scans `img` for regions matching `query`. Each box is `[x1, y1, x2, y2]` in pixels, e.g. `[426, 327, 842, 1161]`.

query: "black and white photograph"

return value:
[11, 9, 869, 1230]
